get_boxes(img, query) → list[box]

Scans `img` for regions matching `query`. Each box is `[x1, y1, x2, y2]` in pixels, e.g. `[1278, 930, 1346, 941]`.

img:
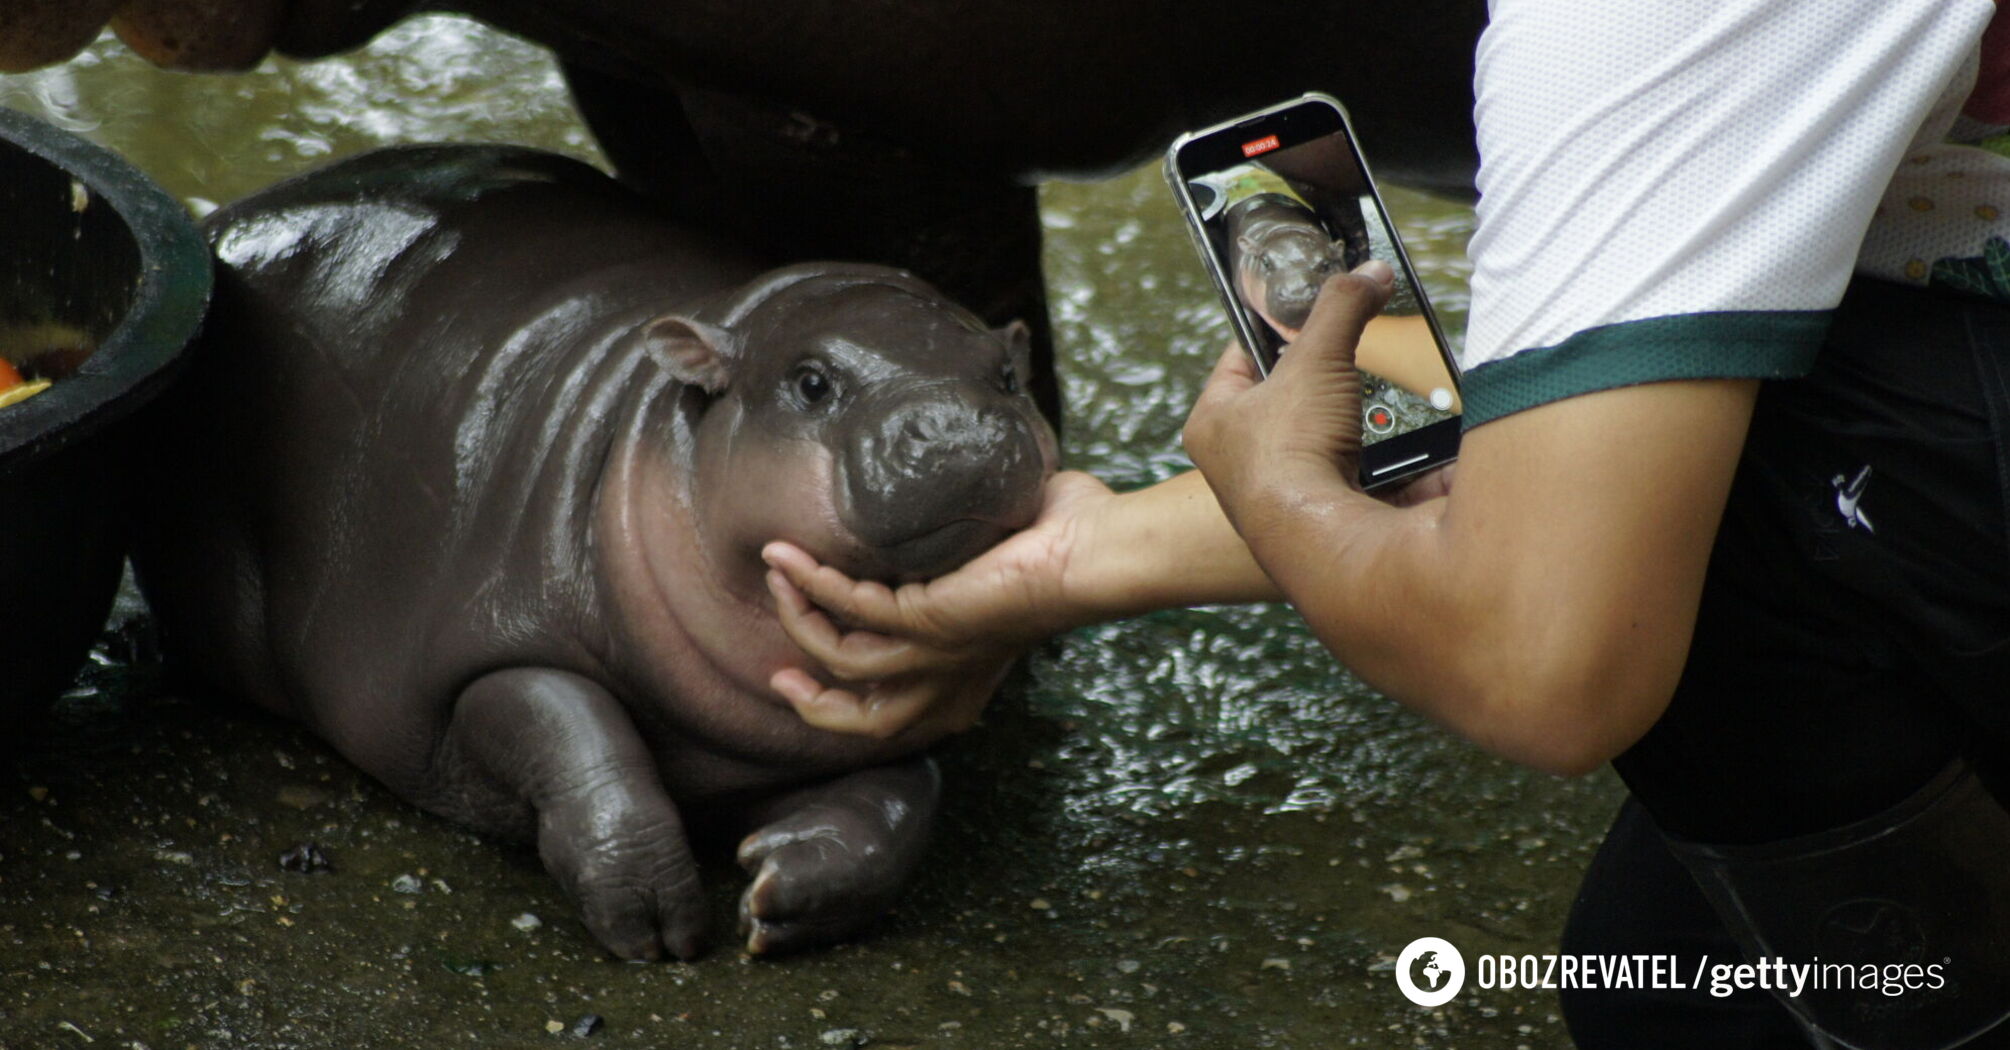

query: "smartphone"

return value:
[1165, 92, 1461, 489]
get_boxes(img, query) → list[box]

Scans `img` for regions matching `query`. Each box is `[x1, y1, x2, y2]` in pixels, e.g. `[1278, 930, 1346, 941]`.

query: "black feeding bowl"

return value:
[0, 106, 210, 719]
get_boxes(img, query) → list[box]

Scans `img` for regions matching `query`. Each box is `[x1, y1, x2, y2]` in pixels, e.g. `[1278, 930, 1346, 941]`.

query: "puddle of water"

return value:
[1, 19, 1620, 1048]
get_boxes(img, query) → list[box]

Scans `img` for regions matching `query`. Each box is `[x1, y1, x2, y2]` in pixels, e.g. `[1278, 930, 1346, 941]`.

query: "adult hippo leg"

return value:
[733, 758, 943, 955]
[562, 64, 1062, 425]
[435, 668, 709, 961]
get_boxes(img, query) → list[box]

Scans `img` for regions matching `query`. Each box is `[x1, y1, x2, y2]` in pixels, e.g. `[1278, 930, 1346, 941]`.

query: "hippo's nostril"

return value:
[840, 395, 1053, 580]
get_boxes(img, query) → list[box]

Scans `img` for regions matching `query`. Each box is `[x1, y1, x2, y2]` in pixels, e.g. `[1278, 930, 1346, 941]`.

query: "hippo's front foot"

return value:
[735, 757, 942, 955]
[443, 668, 708, 960]
[539, 778, 708, 961]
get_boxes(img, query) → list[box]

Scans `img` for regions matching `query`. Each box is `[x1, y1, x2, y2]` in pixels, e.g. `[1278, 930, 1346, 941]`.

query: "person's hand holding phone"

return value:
[1184, 260, 1398, 520]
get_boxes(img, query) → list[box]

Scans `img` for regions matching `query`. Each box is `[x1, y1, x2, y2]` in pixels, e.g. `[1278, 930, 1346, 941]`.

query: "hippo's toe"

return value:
[574, 871, 709, 962]
[737, 839, 895, 955]
[736, 814, 914, 956]
[538, 787, 709, 960]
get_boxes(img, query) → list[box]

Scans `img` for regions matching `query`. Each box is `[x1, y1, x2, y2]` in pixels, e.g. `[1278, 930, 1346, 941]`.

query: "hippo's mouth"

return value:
[873, 517, 1016, 583]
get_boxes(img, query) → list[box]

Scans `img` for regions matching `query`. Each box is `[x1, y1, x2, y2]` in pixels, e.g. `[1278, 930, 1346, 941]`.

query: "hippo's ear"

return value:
[995, 319, 1034, 390]
[1236, 232, 1262, 257]
[639, 316, 737, 393]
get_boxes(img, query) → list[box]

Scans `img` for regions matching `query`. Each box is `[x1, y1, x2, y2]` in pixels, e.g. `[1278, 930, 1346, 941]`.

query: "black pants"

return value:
[1562, 279, 2010, 1047]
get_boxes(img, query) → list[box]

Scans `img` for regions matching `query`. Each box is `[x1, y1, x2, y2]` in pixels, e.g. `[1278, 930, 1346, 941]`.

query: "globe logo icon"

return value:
[1412, 951, 1451, 991]
[1395, 937, 1466, 1007]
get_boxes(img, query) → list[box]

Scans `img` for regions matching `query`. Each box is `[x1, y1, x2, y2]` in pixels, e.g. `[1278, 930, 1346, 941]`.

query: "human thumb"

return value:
[1271, 261, 1393, 380]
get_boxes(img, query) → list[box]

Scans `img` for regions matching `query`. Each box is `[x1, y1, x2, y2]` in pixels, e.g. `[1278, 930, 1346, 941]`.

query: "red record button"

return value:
[1365, 404, 1395, 434]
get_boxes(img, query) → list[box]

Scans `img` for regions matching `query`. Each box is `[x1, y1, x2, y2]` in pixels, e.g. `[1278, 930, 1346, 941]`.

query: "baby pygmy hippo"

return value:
[133, 145, 1057, 959]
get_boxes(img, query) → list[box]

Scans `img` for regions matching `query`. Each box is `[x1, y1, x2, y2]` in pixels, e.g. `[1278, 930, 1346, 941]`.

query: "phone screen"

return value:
[1171, 98, 1462, 459]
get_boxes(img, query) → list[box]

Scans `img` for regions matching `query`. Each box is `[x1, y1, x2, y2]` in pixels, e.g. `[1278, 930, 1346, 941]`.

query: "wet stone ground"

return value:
[3, 611, 1614, 1049]
[1, 18, 1622, 1049]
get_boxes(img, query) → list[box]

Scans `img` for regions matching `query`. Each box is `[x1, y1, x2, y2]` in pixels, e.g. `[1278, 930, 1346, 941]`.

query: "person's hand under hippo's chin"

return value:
[762, 262, 1455, 740]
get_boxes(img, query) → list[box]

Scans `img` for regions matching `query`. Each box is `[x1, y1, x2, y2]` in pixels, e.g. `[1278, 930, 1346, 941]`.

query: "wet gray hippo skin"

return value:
[1225, 194, 1353, 334]
[131, 144, 1059, 960]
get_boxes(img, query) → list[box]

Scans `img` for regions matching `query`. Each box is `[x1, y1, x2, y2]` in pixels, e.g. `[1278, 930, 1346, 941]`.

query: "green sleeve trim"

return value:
[1460, 310, 1832, 429]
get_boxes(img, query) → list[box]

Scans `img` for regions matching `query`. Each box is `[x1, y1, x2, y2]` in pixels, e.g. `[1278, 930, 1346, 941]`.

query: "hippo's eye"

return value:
[792, 364, 835, 407]
[999, 362, 1020, 395]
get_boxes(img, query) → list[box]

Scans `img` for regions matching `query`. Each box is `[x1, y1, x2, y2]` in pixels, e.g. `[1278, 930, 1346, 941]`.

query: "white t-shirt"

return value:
[1461, 0, 2001, 427]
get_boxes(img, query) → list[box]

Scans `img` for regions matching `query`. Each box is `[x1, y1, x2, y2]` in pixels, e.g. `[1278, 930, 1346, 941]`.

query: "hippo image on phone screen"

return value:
[130, 144, 1058, 960]
[1223, 193, 1354, 336]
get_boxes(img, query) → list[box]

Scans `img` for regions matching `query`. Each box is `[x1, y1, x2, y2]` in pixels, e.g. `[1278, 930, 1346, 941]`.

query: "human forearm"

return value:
[1065, 469, 1283, 621]
[1217, 382, 1752, 776]
[1226, 466, 1606, 773]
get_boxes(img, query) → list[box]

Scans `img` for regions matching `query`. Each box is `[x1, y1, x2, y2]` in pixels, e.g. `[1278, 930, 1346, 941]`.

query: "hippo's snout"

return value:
[840, 387, 1052, 580]
[1252, 241, 1346, 330]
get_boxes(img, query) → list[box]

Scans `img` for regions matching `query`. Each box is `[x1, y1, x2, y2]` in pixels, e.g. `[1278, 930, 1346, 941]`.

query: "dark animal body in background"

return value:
[4, 0, 1488, 423]
[533, 0, 1486, 421]
[131, 144, 1057, 959]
